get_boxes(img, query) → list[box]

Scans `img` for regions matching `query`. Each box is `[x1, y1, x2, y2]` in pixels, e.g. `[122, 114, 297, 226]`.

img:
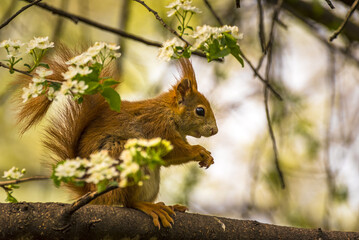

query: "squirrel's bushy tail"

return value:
[15, 44, 112, 164]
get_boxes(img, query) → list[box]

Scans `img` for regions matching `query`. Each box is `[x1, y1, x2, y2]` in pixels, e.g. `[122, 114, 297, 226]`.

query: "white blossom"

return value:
[65, 53, 94, 66]
[27, 36, 54, 52]
[54, 160, 85, 179]
[3, 167, 25, 180]
[21, 83, 44, 103]
[166, 0, 201, 17]
[157, 37, 184, 62]
[192, 25, 243, 49]
[35, 67, 53, 78]
[0, 39, 24, 48]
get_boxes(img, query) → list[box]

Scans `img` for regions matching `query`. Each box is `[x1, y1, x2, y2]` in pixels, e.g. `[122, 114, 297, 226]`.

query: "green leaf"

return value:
[187, 26, 193, 31]
[6, 192, 18, 203]
[178, 26, 182, 31]
[97, 180, 108, 193]
[85, 82, 101, 94]
[51, 165, 61, 188]
[101, 87, 121, 112]
[230, 48, 244, 67]
[102, 79, 120, 88]
[208, 48, 231, 62]
[38, 63, 50, 69]
[183, 48, 192, 58]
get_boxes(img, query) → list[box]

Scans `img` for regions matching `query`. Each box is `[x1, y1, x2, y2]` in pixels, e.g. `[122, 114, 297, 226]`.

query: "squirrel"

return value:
[15, 45, 218, 228]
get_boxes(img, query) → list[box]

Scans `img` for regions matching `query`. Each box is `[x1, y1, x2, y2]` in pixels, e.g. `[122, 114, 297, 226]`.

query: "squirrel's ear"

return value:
[176, 78, 192, 103]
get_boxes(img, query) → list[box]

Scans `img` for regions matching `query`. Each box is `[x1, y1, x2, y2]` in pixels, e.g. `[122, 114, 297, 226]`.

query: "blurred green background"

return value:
[1, 0, 359, 231]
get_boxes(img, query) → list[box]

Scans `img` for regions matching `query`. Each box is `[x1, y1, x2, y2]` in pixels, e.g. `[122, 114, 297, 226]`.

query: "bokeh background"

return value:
[1, 0, 359, 231]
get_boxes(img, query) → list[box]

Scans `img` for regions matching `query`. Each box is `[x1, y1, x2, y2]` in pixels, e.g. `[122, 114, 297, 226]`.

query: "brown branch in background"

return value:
[329, 0, 359, 41]
[203, 0, 224, 26]
[263, 40, 285, 189]
[287, 7, 359, 67]
[132, 0, 191, 46]
[116, 0, 131, 75]
[0, 176, 49, 187]
[21, 0, 213, 60]
[322, 50, 336, 229]
[256, 0, 266, 53]
[240, 52, 283, 101]
[235, 0, 240, 8]
[0, 0, 42, 30]
[325, 0, 335, 9]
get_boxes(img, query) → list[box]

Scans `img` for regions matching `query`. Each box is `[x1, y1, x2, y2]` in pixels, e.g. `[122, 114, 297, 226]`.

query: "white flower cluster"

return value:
[0, 39, 23, 60]
[54, 150, 119, 185]
[157, 37, 186, 62]
[166, 0, 201, 17]
[60, 42, 121, 97]
[3, 167, 26, 180]
[26, 36, 54, 53]
[192, 25, 243, 49]
[21, 67, 54, 102]
[65, 42, 121, 67]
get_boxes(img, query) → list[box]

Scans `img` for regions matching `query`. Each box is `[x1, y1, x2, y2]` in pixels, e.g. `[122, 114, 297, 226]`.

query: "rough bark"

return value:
[0, 202, 358, 240]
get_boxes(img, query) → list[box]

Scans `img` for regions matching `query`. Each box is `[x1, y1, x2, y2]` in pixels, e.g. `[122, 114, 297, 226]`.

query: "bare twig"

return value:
[0, 0, 42, 30]
[132, 0, 190, 46]
[67, 185, 119, 215]
[0, 176, 49, 187]
[203, 0, 224, 25]
[240, 51, 283, 101]
[263, 41, 285, 189]
[325, 0, 335, 9]
[329, 0, 359, 41]
[236, 0, 240, 8]
[0, 62, 64, 83]
[257, 0, 266, 53]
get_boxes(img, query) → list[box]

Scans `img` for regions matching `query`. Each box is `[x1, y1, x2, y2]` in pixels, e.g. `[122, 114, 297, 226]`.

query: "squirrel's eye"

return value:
[196, 107, 205, 117]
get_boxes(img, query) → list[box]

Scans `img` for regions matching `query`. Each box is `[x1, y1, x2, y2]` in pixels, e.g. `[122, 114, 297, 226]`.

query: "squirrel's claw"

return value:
[130, 201, 176, 229]
[170, 204, 189, 212]
[198, 149, 214, 168]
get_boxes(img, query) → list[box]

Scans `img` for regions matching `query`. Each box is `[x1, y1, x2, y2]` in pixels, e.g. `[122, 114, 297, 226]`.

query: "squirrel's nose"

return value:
[211, 126, 218, 135]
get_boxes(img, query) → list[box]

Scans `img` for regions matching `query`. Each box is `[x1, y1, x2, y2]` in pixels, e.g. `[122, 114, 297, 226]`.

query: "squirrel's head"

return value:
[173, 58, 218, 138]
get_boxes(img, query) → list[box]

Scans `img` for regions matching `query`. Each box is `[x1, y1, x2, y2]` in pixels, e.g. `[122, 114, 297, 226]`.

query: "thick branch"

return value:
[1, 202, 358, 239]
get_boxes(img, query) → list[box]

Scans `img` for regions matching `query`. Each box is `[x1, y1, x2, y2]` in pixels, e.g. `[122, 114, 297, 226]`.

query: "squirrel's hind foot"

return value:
[130, 201, 176, 229]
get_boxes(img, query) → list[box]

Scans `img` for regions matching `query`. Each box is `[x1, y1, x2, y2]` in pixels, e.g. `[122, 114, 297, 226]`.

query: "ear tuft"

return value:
[178, 58, 197, 90]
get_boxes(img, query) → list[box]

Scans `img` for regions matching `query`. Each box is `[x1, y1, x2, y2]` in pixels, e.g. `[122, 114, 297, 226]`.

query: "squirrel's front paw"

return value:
[197, 147, 214, 169]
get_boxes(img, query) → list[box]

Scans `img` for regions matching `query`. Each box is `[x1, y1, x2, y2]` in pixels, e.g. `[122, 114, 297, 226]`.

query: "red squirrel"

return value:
[16, 46, 218, 228]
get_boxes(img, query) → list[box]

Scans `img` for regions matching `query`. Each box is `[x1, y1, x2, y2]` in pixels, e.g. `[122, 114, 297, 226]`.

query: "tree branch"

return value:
[325, 0, 335, 9]
[203, 0, 224, 26]
[132, 0, 191, 46]
[329, 0, 359, 41]
[1, 202, 358, 239]
[0, 0, 42, 30]
[21, 0, 213, 60]
[0, 176, 49, 187]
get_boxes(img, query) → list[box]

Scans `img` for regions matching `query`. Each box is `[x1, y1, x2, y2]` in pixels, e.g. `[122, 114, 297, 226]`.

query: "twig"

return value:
[256, 0, 266, 53]
[329, 0, 359, 41]
[132, 0, 190, 46]
[0, 176, 49, 187]
[203, 0, 224, 25]
[263, 40, 285, 189]
[325, 0, 335, 9]
[0, 0, 42, 30]
[287, 6, 359, 67]
[21, 0, 214, 61]
[0, 62, 64, 83]
[67, 185, 119, 215]
[235, 0, 240, 8]
[240, 51, 283, 101]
